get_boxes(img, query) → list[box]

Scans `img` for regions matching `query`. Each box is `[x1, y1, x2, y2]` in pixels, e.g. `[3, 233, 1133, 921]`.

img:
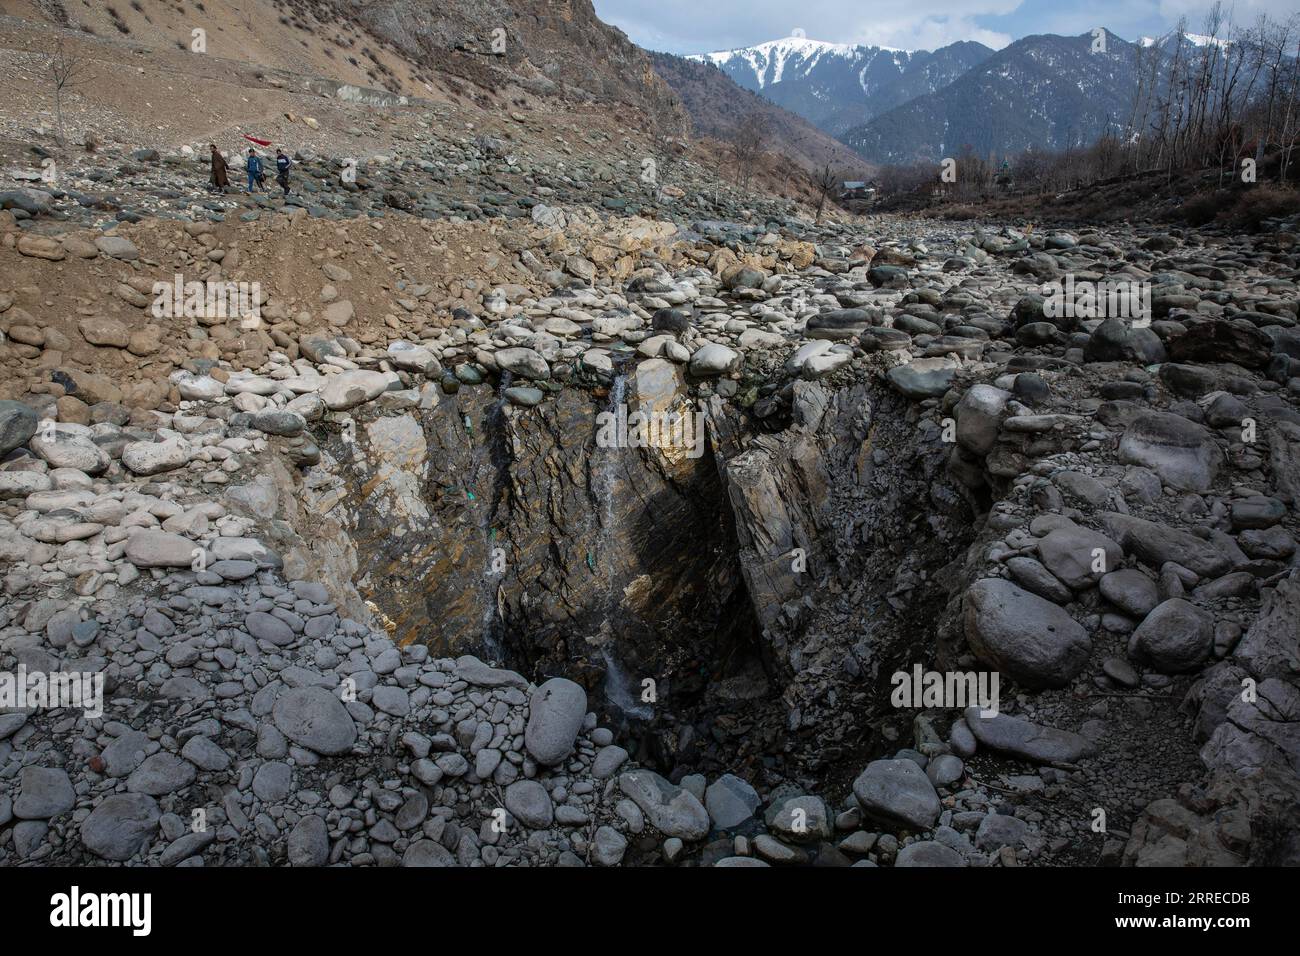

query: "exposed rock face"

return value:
[1233, 575, 1300, 681]
[316, 383, 749, 702]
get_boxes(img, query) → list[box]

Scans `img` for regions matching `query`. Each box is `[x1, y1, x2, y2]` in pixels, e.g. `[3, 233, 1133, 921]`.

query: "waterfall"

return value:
[477, 370, 513, 663]
[597, 371, 626, 541]
[591, 367, 652, 722]
[601, 645, 653, 720]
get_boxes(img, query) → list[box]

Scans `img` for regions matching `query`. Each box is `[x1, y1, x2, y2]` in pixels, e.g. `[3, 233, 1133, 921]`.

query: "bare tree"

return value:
[812, 161, 840, 221]
[729, 111, 768, 189]
[47, 39, 89, 146]
[877, 162, 931, 198]
[1278, 29, 1300, 182]
[646, 99, 689, 201]
[1012, 148, 1048, 195]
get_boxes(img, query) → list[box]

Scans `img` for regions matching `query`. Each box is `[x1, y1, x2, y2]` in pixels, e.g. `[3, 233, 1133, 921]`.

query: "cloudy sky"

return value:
[591, 0, 1296, 54]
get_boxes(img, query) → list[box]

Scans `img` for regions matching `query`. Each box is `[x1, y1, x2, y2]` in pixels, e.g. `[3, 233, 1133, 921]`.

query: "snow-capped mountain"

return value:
[696, 37, 874, 91]
[1140, 31, 1231, 51]
[842, 30, 1164, 164]
[688, 35, 993, 137]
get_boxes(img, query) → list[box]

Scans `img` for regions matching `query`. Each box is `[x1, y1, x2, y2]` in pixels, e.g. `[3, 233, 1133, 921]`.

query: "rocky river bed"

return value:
[1, 155, 1299, 866]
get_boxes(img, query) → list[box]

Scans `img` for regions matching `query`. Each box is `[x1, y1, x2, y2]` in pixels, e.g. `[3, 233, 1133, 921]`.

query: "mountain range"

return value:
[690, 37, 994, 138]
[685, 30, 1211, 165]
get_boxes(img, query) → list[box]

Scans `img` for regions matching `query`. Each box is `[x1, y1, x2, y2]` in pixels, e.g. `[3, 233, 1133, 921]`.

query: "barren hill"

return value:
[2, 0, 688, 127]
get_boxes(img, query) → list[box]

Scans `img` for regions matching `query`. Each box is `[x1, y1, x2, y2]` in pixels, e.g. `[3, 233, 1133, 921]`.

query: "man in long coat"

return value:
[209, 144, 228, 191]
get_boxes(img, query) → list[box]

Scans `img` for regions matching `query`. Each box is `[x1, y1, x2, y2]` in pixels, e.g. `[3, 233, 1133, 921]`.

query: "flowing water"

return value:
[596, 372, 627, 547]
[477, 370, 513, 662]
[592, 370, 653, 719]
[602, 644, 653, 720]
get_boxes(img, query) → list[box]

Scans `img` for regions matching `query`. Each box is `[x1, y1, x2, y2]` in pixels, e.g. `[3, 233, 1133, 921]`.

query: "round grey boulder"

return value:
[852, 759, 941, 831]
[287, 814, 330, 866]
[15, 766, 76, 819]
[1129, 598, 1214, 673]
[705, 773, 761, 829]
[402, 839, 456, 867]
[0, 400, 37, 456]
[125, 753, 196, 796]
[618, 770, 710, 840]
[272, 686, 357, 756]
[895, 840, 966, 867]
[245, 610, 295, 646]
[1118, 412, 1224, 493]
[525, 677, 587, 766]
[1100, 569, 1160, 618]
[592, 825, 628, 865]
[80, 793, 160, 861]
[689, 342, 741, 376]
[504, 779, 554, 829]
[963, 578, 1091, 688]
[1036, 525, 1124, 589]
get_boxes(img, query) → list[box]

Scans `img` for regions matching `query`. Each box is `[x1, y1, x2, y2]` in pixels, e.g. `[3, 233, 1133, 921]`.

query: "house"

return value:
[839, 180, 876, 210]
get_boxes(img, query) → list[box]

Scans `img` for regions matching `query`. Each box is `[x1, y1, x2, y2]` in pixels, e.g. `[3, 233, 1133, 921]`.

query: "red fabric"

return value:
[243, 134, 273, 147]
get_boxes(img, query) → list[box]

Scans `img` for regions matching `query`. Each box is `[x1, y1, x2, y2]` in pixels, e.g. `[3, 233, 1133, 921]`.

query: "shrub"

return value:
[1228, 185, 1300, 230]
[1179, 191, 1233, 226]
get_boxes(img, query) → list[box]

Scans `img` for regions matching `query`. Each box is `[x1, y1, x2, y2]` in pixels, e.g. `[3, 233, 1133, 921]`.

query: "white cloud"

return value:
[1158, 0, 1300, 25]
[594, 0, 1023, 53]
[846, 16, 1013, 51]
[595, 0, 1300, 55]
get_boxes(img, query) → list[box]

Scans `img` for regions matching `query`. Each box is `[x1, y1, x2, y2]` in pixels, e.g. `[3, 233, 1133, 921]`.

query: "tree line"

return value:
[873, 5, 1300, 202]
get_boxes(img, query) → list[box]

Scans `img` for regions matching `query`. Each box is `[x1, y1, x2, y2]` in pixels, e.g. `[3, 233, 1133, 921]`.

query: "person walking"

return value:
[209, 144, 229, 192]
[245, 148, 264, 193]
[275, 149, 291, 197]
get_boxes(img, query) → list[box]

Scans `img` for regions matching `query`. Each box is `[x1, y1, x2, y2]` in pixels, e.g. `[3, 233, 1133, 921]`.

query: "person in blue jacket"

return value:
[245, 148, 264, 193]
[275, 149, 291, 197]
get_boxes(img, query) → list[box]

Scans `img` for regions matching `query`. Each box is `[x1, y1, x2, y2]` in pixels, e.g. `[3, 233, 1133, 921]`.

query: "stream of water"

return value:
[592, 370, 654, 719]
[477, 370, 513, 663]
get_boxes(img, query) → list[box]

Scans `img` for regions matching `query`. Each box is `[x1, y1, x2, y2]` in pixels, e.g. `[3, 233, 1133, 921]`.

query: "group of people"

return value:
[208, 144, 292, 197]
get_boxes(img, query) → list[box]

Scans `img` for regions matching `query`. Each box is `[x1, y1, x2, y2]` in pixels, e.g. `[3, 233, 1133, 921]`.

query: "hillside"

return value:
[649, 50, 872, 178]
[0, 0, 690, 132]
[842, 30, 1159, 163]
